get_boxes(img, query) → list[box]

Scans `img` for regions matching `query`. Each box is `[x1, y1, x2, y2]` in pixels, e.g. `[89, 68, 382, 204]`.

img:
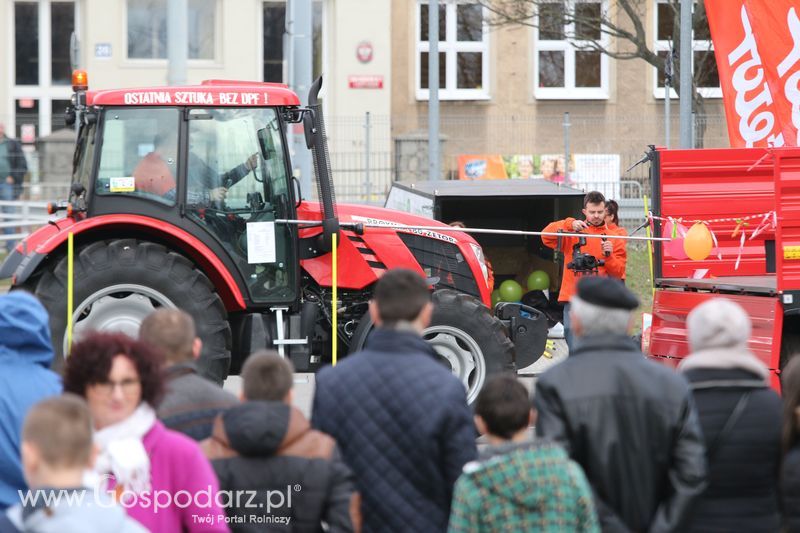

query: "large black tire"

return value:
[428, 290, 516, 403]
[348, 289, 515, 403]
[34, 239, 232, 383]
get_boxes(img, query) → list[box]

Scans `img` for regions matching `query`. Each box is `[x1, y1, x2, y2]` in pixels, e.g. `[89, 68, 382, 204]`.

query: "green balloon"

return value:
[499, 280, 524, 302]
[527, 270, 550, 291]
[491, 290, 502, 307]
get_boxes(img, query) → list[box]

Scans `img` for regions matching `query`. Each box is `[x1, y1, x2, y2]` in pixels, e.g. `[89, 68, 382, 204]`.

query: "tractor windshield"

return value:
[185, 107, 296, 302]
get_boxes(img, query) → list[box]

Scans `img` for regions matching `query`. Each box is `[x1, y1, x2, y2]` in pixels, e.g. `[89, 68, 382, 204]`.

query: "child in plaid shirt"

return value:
[448, 375, 599, 533]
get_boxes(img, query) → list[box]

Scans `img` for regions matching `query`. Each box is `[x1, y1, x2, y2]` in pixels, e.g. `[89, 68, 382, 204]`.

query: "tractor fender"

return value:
[7, 214, 246, 311]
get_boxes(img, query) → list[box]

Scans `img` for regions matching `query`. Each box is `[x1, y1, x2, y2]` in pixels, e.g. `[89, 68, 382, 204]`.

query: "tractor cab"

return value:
[73, 102, 298, 305]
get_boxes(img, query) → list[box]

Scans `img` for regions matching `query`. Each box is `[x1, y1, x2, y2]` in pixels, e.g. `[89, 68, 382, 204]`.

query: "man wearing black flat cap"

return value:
[534, 277, 707, 533]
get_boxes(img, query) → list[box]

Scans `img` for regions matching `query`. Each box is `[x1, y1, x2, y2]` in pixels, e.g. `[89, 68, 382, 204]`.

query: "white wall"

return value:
[326, 0, 391, 119]
[82, 0, 262, 91]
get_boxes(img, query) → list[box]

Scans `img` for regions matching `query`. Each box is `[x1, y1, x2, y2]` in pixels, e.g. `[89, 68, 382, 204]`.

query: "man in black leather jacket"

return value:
[534, 277, 707, 533]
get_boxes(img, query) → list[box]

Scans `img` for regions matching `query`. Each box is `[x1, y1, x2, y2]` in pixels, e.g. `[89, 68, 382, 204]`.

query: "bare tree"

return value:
[480, 0, 717, 146]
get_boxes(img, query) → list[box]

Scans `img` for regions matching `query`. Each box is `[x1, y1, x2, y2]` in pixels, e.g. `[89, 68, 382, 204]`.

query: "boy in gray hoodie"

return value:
[3, 394, 147, 532]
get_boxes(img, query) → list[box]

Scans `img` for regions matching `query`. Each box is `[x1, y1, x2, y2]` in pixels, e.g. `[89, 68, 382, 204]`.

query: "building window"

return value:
[15, 2, 39, 85]
[51, 2, 75, 85]
[654, 0, 720, 98]
[262, 1, 323, 83]
[416, 1, 490, 100]
[12, 1, 76, 138]
[127, 0, 217, 60]
[534, 0, 609, 100]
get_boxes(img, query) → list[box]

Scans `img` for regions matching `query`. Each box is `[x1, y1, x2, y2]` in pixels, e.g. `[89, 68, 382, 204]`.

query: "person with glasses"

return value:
[63, 332, 228, 532]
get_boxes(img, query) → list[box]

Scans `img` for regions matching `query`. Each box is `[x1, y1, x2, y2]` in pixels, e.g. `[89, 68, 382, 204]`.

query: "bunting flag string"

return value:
[647, 211, 778, 270]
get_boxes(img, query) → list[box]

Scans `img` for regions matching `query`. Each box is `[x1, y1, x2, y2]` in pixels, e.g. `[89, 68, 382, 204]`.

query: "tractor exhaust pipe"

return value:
[305, 76, 339, 252]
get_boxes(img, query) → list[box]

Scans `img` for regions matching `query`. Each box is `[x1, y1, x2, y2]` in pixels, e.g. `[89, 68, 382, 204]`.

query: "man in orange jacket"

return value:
[541, 191, 626, 351]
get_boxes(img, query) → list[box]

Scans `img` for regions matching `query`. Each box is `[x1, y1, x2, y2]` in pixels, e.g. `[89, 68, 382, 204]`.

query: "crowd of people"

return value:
[2, 263, 800, 532]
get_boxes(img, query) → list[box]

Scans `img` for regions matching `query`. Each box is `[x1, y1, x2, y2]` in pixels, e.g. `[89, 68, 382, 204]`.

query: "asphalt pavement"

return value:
[222, 339, 568, 419]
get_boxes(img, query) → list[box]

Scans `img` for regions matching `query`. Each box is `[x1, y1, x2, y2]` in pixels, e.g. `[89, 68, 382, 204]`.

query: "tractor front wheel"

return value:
[34, 239, 232, 383]
[428, 290, 515, 403]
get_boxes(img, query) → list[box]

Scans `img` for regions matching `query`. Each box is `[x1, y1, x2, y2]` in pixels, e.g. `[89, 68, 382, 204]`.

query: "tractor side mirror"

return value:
[303, 110, 316, 150]
[65, 106, 76, 126]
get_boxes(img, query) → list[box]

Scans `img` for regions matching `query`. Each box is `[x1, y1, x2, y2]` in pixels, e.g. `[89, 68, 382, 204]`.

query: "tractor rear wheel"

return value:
[34, 239, 232, 383]
[348, 289, 515, 403]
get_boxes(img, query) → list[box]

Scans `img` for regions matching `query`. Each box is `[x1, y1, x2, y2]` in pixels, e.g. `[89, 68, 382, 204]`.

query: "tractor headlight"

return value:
[469, 243, 489, 287]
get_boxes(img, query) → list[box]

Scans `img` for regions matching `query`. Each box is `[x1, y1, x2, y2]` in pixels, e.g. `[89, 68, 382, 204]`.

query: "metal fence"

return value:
[323, 112, 729, 204]
[0, 199, 53, 243]
[9, 112, 728, 211]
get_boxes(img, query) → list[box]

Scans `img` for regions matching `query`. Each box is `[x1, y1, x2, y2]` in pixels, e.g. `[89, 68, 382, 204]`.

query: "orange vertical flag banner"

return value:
[705, 0, 786, 147]
[744, 0, 800, 147]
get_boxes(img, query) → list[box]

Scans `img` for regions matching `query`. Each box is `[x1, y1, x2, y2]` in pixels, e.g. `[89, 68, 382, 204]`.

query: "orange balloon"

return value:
[683, 222, 713, 261]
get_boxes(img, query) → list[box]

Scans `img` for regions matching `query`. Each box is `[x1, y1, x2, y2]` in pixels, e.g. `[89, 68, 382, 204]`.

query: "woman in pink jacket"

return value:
[64, 332, 229, 533]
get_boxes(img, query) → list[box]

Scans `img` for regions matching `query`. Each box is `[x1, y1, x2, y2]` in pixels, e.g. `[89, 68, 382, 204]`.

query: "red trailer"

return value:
[648, 146, 800, 390]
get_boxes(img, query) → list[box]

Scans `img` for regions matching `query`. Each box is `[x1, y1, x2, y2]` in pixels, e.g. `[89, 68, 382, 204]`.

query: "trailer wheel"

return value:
[34, 239, 232, 384]
[348, 289, 515, 403]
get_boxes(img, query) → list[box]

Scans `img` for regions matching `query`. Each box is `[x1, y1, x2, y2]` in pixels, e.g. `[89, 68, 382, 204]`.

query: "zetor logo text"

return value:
[777, 7, 800, 135]
[728, 6, 784, 147]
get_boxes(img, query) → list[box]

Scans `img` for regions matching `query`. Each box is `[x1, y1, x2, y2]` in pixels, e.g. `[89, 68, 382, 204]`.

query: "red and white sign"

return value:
[356, 41, 373, 64]
[348, 75, 384, 89]
[744, 0, 800, 147]
[706, 0, 785, 147]
[88, 84, 300, 107]
[20, 124, 36, 144]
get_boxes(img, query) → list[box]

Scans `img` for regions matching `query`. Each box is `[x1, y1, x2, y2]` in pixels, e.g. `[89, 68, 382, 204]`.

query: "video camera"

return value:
[566, 236, 604, 274]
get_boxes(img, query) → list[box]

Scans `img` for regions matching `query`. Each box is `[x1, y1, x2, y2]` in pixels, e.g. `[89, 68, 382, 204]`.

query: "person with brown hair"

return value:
[139, 309, 237, 440]
[312, 268, 477, 532]
[64, 332, 228, 533]
[202, 350, 359, 532]
[781, 356, 800, 532]
[541, 191, 626, 350]
[448, 375, 599, 532]
[3, 395, 147, 532]
[604, 199, 628, 283]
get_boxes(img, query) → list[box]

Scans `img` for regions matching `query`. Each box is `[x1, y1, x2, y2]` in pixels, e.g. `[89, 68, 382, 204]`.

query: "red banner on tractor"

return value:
[706, 0, 786, 147]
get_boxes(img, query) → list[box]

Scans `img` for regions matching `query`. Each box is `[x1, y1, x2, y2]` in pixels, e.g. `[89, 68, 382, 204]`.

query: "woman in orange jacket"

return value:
[604, 199, 628, 283]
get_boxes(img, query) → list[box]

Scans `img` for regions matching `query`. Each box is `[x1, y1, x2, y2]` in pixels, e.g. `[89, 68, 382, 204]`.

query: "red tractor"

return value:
[0, 75, 545, 402]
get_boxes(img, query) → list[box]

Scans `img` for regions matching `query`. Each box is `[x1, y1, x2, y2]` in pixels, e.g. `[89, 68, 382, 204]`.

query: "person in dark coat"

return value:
[312, 268, 478, 533]
[782, 356, 800, 533]
[0, 123, 27, 252]
[202, 350, 359, 532]
[534, 277, 707, 533]
[678, 298, 782, 533]
[139, 309, 237, 440]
